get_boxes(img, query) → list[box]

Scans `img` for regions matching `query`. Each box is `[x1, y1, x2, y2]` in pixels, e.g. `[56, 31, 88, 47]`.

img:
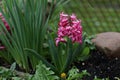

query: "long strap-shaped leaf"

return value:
[24, 48, 58, 73]
[49, 39, 62, 74]
[61, 39, 73, 73]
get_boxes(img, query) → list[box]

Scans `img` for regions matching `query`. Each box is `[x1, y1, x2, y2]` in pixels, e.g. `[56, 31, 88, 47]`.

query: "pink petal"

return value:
[0, 46, 5, 50]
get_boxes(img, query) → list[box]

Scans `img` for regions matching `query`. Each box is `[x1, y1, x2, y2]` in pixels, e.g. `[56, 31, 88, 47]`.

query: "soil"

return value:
[0, 57, 11, 68]
[75, 50, 120, 80]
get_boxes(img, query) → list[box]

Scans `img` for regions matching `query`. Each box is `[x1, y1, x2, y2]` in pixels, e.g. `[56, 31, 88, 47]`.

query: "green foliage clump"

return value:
[31, 61, 59, 80]
[67, 67, 90, 80]
[0, 63, 16, 79]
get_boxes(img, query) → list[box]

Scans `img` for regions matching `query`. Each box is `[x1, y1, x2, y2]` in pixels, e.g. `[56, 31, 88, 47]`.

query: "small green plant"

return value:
[31, 61, 59, 80]
[0, 62, 32, 80]
[0, 62, 16, 79]
[84, 32, 96, 50]
[66, 67, 90, 80]
[76, 32, 94, 61]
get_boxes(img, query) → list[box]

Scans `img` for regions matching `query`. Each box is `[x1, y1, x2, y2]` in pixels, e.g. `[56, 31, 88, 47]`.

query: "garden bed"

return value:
[1, 49, 120, 80]
[75, 50, 120, 80]
[0, 0, 120, 80]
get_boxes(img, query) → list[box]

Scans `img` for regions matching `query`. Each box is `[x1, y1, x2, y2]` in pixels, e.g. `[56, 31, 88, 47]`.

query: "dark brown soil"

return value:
[0, 57, 11, 68]
[75, 50, 120, 80]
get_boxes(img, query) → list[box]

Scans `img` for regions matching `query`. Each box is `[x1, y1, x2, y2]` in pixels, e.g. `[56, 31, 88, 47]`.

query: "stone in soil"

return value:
[92, 32, 120, 58]
[75, 50, 120, 80]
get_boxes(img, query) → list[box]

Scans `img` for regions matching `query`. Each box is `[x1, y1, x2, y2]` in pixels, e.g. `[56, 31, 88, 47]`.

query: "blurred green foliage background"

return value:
[62, 0, 120, 35]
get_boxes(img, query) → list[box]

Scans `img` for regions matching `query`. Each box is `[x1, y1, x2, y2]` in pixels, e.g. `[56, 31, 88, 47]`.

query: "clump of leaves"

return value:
[84, 32, 96, 50]
[0, 62, 32, 80]
[31, 61, 59, 80]
[66, 67, 90, 80]
[0, 62, 16, 79]
[0, 63, 16, 78]
[76, 32, 95, 61]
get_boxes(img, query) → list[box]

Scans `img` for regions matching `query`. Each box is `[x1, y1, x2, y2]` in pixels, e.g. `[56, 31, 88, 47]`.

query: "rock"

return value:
[92, 32, 120, 58]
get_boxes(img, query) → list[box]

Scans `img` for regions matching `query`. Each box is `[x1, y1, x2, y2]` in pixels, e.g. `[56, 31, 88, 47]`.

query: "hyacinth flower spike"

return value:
[55, 12, 82, 46]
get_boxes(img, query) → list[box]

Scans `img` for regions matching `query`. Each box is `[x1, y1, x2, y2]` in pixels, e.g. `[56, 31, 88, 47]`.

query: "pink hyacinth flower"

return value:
[70, 14, 77, 20]
[55, 12, 82, 46]
[0, 46, 5, 50]
[55, 37, 66, 46]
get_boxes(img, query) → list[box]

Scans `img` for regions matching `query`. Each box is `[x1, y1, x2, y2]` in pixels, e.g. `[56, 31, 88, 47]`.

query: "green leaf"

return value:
[82, 47, 90, 55]
[11, 77, 21, 80]
[24, 48, 57, 73]
[10, 62, 16, 72]
[62, 39, 73, 73]
[48, 39, 61, 74]
[78, 47, 90, 61]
